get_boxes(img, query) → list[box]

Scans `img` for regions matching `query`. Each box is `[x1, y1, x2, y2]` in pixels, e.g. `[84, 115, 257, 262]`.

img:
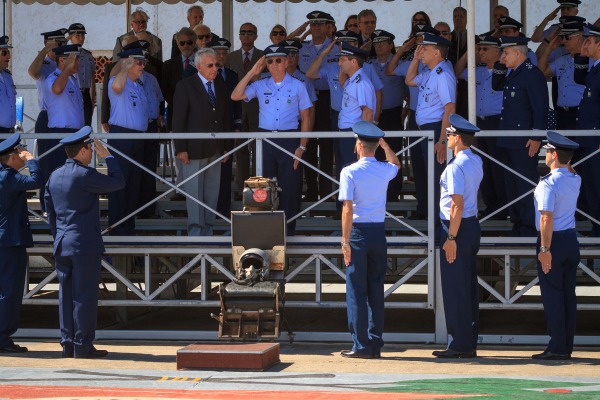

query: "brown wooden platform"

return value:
[176, 342, 280, 370]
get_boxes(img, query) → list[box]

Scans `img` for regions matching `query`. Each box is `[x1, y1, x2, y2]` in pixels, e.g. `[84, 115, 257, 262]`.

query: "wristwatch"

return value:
[439, 139, 447, 145]
[447, 234, 456, 241]
[540, 246, 550, 253]
[341, 241, 349, 247]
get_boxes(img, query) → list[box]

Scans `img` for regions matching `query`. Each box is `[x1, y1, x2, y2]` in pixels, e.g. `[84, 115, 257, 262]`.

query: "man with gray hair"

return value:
[173, 48, 231, 236]
[113, 8, 163, 61]
[171, 5, 204, 58]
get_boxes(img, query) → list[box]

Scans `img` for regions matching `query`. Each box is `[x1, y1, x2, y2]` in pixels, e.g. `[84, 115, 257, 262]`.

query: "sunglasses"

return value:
[310, 21, 326, 26]
[133, 59, 147, 66]
[361, 20, 376, 25]
[562, 33, 581, 41]
[0, 50, 10, 56]
[197, 34, 211, 40]
[239, 30, 256, 36]
[478, 46, 491, 52]
[179, 40, 194, 46]
[266, 58, 284, 64]
[347, 23, 358, 28]
[200, 62, 222, 68]
[288, 51, 299, 57]
[271, 30, 286, 36]
[446, 133, 459, 137]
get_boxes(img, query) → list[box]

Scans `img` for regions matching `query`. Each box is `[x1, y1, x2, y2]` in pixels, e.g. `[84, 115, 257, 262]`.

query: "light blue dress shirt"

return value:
[339, 157, 398, 222]
[534, 167, 581, 231]
[45, 68, 84, 129]
[108, 76, 149, 132]
[244, 73, 312, 131]
[550, 54, 588, 107]
[140, 70, 164, 120]
[368, 55, 406, 109]
[414, 60, 456, 126]
[0, 69, 16, 129]
[36, 57, 57, 111]
[298, 38, 336, 91]
[461, 66, 503, 117]
[338, 68, 377, 129]
[439, 148, 483, 220]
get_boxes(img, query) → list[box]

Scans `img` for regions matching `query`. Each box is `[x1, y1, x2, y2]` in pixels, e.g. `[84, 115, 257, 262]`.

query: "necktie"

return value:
[207, 81, 216, 106]
[217, 68, 223, 81]
[243, 52, 250, 69]
[184, 58, 189, 70]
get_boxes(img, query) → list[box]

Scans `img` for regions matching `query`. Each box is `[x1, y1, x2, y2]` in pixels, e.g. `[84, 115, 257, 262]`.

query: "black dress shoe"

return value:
[62, 345, 74, 358]
[0, 344, 28, 353]
[74, 347, 108, 359]
[372, 349, 381, 359]
[432, 349, 475, 358]
[341, 349, 373, 359]
[531, 351, 570, 360]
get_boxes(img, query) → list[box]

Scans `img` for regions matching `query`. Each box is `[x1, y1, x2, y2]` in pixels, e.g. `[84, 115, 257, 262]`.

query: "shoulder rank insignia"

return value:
[540, 172, 552, 181]
[353, 74, 361, 83]
[526, 62, 533, 70]
[436, 67, 442, 74]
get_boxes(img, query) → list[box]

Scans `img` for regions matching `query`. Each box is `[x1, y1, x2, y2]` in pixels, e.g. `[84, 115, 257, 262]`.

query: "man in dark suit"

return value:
[208, 38, 241, 216]
[173, 48, 232, 236]
[0, 133, 43, 353]
[225, 22, 263, 198]
[45, 127, 125, 358]
[161, 28, 198, 133]
[170, 5, 204, 59]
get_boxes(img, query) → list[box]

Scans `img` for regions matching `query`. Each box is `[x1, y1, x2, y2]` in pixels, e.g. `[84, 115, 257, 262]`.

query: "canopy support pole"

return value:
[126, 0, 131, 33]
[222, 0, 233, 47]
[467, 0, 476, 123]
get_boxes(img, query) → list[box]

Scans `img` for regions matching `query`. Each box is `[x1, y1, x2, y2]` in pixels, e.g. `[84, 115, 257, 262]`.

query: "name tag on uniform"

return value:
[511, 92, 515, 97]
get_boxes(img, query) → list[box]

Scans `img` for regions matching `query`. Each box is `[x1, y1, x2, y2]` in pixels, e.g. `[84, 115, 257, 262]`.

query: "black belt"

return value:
[477, 115, 501, 121]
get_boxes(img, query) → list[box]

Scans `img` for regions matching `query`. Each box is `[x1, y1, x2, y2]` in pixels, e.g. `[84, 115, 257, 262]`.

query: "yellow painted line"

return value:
[156, 376, 169, 381]
[191, 377, 202, 382]
[172, 377, 187, 381]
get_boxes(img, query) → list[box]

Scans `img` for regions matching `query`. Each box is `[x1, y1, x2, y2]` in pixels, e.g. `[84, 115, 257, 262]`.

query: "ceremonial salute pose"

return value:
[434, 114, 483, 359]
[405, 33, 456, 232]
[497, 36, 548, 237]
[107, 46, 149, 236]
[45, 127, 125, 358]
[532, 131, 581, 361]
[68, 23, 96, 126]
[0, 134, 43, 353]
[232, 45, 311, 235]
[0, 36, 15, 133]
[576, 24, 600, 238]
[339, 121, 400, 359]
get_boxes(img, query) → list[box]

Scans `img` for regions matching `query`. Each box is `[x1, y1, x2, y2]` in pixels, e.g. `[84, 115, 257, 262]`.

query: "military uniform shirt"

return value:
[319, 57, 383, 111]
[45, 69, 84, 129]
[577, 59, 600, 138]
[439, 148, 483, 220]
[244, 73, 312, 131]
[140, 70, 164, 120]
[261, 69, 318, 103]
[36, 57, 57, 111]
[0, 69, 16, 128]
[298, 38, 337, 91]
[108, 76, 149, 132]
[550, 54, 587, 107]
[461, 66, 503, 117]
[339, 156, 398, 222]
[543, 26, 569, 63]
[369, 54, 406, 110]
[338, 68, 377, 129]
[76, 48, 96, 90]
[395, 60, 427, 111]
[414, 60, 456, 126]
[534, 167, 581, 231]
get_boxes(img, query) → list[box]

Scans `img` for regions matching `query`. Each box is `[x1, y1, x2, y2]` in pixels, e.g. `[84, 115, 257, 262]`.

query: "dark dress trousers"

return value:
[45, 157, 125, 356]
[0, 159, 43, 348]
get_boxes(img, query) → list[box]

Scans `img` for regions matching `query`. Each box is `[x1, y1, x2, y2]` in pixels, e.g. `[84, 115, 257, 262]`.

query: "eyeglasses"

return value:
[361, 20, 376, 25]
[347, 23, 358, 28]
[266, 58, 284, 64]
[197, 34, 211, 40]
[562, 33, 581, 41]
[287, 51, 299, 57]
[478, 47, 491, 52]
[309, 21, 326, 26]
[132, 20, 148, 24]
[0, 50, 10, 56]
[179, 40, 194, 46]
[200, 63, 222, 69]
[133, 59, 147, 66]
[271, 30, 286, 36]
[413, 19, 427, 24]
[239, 30, 256, 36]
[446, 133, 459, 137]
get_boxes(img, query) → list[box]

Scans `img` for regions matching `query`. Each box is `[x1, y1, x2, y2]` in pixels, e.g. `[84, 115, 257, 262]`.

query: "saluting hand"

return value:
[121, 57, 135, 71]
[18, 150, 33, 162]
[249, 56, 266, 77]
[93, 138, 111, 159]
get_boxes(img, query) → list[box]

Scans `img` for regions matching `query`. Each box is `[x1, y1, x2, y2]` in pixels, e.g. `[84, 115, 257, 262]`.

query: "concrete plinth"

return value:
[176, 342, 280, 370]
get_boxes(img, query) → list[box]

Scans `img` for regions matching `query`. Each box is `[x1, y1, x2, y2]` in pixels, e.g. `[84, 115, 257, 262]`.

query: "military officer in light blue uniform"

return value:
[0, 133, 43, 353]
[339, 121, 399, 359]
[406, 33, 456, 234]
[455, 34, 506, 220]
[576, 23, 600, 238]
[538, 16, 588, 130]
[433, 114, 483, 359]
[231, 45, 312, 235]
[107, 45, 149, 236]
[532, 131, 581, 361]
[0, 36, 16, 133]
[497, 36, 549, 237]
[336, 43, 377, 180]
[68, 23, 96, 126]
[45, 127, 125, 358]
